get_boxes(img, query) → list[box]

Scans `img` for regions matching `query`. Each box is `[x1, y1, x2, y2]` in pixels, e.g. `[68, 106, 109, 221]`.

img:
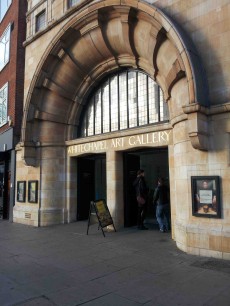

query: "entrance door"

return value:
[77, 154, 106, 220]
[0, 161, 10, 220]
[124, 148, 170, 228]
[124, 153, 140, 227]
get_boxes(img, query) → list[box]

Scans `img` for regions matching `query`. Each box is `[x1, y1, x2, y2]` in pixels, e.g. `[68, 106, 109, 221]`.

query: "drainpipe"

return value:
[37, 142, 41, 227]
[9, 149, 16, 222]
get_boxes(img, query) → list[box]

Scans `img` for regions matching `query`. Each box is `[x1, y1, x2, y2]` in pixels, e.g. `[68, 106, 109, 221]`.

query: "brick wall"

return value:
[0, 0, 27, 140]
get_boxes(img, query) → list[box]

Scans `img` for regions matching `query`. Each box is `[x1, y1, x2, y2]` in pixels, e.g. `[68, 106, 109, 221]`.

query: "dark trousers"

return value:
[137, 205, 147, 228]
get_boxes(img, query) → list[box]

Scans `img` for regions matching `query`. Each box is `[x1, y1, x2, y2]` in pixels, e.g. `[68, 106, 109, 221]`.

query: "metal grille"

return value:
[25, 213, 31, 219]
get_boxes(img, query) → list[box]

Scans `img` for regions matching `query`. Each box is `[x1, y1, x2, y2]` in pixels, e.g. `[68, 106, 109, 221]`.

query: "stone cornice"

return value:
[183, 102, 230, 116]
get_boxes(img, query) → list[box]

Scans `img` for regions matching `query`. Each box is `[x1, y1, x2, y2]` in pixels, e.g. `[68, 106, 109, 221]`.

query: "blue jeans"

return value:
[156, 204, 170, 231]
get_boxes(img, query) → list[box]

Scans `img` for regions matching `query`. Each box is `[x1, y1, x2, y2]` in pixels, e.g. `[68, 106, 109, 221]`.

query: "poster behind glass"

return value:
[28, 180, 38, 203]
[191, 176, 221, 218]
[17, 181, 26, 202]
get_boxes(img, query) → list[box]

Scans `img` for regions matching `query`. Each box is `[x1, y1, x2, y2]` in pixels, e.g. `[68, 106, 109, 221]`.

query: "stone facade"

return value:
[14, 0, 230, 259]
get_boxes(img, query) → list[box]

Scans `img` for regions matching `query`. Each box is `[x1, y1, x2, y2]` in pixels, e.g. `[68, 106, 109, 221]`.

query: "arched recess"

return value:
[21, 1, 209, 166]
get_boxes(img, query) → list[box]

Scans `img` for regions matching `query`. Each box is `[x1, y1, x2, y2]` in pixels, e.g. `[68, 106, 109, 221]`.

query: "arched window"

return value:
[80, 70, 169, 137]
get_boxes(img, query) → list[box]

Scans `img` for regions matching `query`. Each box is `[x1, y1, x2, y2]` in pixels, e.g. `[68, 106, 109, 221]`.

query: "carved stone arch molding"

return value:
[21, 1, 209, 166]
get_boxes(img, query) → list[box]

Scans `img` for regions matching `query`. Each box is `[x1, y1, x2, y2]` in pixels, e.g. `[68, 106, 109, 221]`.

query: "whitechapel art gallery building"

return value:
[14, 0, 230, 259]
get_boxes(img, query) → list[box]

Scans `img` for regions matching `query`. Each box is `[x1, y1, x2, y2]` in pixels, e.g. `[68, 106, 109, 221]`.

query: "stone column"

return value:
[106, 150, 124, 229]
[66, 156, 77, 223]
[39, 146, 66, 226]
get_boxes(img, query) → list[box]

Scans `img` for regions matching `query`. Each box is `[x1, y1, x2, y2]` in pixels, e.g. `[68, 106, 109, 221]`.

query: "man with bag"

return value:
[133, 169, 149, 230]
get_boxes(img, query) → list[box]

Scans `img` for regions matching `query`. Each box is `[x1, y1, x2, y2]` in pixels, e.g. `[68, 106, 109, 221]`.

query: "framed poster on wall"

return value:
[191, 176, 221, 218]
[17, 181, 26, 202]
[28, 180, 38, 203]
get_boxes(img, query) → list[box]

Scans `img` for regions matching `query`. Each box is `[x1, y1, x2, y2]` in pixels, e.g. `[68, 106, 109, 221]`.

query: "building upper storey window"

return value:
[0, 83, 8, 127]
[0, 0, 12, 22]
[80, 70, 169, 137]
[0, 24, 10, 71]
[35, 10, 46, 32]
[68, 0, 80, 8]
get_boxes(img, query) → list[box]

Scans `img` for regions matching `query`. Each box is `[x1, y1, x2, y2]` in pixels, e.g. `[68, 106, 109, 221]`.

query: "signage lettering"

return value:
[68, 130, 172, 155]
[111, 138, 124, 148]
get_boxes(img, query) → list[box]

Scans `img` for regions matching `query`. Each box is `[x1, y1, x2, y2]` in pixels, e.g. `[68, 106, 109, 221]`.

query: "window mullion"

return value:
[136, 71, 139, 126]
[86, 108, 88, 137]
[93, 95, 95, 135]
[109, 77, 111, 132]
[101, 88, 103, 133]
[157, 86, 160, 122]
[117, 74, 120, 130]
[126, 71, 129, 129]
[147, 75, 149, 124]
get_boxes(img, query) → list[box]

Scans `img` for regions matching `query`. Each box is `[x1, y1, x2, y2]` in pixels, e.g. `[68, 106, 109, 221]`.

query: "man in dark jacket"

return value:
[153, 177, 170, 232]
[133, 169, 148, 230]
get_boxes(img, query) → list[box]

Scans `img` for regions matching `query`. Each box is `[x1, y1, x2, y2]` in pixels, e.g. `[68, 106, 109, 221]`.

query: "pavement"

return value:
[0, 220, 230, 306]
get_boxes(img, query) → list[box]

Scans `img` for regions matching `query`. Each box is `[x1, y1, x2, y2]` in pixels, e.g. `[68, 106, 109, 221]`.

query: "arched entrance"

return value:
[14, 1, 209, 235]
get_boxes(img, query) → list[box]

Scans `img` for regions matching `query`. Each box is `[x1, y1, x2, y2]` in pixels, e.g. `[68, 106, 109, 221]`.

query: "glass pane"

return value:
[119, 72, 127, 130]
[87, 99, 94, 136]
[0, 25, 10, 71]
[95, 90, 101, 134]
[0, 83, 7, 126]
[149, 79, 158, 123]
[81, 116, 87, 137]
[68, 0, 79, 8]
[0, 0, 12, 21]
[102, 80, 110, 133]
[36, 11, 46, 32]
[0, 43, 4, 69]
[138, 72, 147, 126]
[79, 69, 169, 138]
[2, 97, 6, 122]
[4, 40, 9, 64]
[110, 76, 118, 131]
[128, 71, 137, 128]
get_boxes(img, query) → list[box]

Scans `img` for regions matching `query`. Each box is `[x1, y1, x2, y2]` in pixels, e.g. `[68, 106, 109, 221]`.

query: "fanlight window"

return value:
[80, 70, 169, 137]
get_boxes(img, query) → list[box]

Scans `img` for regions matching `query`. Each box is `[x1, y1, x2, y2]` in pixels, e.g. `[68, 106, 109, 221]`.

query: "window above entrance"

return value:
[80, 70, 169, 137]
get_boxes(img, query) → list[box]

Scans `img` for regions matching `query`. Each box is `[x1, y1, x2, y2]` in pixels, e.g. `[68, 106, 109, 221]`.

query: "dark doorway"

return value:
[77, 154, 106, 220]
[123, 153, 140, 227]
[124, 148, 169, 227]
[0, 159, 10, 220]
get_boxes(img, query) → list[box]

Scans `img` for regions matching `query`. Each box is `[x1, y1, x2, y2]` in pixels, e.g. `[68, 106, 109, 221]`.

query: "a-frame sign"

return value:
[87, 199, 116, 237]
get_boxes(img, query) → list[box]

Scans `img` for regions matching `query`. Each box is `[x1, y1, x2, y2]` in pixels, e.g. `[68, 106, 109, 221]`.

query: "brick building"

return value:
[0, 0, 27, 220]
[14, 0, 230, 259]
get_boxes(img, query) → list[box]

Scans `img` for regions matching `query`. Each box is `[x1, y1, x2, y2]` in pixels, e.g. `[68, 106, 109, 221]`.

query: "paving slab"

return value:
[0, 221, 230, 306]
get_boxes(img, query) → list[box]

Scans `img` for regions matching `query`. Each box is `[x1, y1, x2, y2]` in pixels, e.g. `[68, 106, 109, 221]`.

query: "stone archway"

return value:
[15, 0, 210, 227]
[21, 1, 209, 166]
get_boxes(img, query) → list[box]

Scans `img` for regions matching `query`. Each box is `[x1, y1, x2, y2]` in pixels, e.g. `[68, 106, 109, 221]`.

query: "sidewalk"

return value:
[0, 220, 230, 306]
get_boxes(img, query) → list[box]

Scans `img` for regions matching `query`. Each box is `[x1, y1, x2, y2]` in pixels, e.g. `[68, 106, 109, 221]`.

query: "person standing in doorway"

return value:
[153, 177, 170, 232]
[133, 169, 149, 230]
